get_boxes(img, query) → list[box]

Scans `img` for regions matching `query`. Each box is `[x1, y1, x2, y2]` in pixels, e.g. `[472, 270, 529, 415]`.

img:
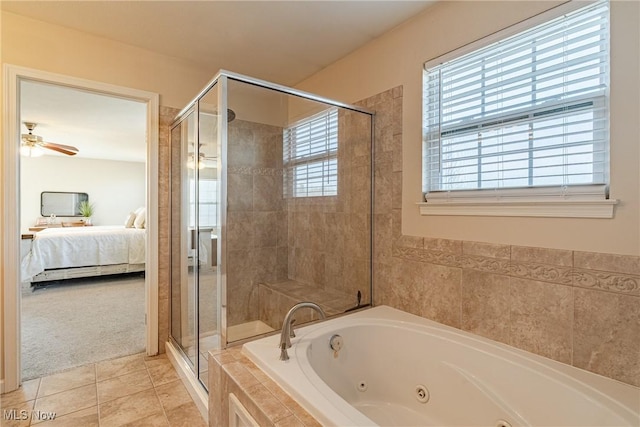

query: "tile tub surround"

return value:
[367, 86, 640, 387]
[208, 346, 320, 427]
[0, 353, 206, 427]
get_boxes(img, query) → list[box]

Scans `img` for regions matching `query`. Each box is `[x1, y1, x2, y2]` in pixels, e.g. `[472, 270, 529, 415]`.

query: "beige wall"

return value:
[296, 1, 640, 256]
[1, 10, 213, 384]
[1, 12, 213, 108]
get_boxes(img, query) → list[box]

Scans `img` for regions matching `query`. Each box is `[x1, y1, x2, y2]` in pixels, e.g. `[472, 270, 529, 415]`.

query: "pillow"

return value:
[134, 207, 146, 229]
[124, 212, 137, 228]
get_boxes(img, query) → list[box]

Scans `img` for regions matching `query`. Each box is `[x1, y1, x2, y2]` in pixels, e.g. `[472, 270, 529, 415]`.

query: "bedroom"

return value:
[18, 79, 149, 380]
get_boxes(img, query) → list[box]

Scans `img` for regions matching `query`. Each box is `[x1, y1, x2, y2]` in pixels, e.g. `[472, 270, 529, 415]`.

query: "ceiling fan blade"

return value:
[40, 142, 79, 156]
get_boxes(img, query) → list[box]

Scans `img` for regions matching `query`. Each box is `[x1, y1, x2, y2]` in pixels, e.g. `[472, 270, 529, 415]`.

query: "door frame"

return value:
[2, 64, 160, 392]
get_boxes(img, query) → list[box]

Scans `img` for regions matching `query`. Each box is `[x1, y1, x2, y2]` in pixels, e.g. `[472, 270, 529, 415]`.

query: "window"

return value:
[283, 108, 338, 198]
[189, 179, 218, 228]
[421, 1, 615, 217]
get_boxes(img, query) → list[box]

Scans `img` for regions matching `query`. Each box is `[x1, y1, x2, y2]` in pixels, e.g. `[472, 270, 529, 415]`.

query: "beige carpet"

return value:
[21, 274, 146, 380]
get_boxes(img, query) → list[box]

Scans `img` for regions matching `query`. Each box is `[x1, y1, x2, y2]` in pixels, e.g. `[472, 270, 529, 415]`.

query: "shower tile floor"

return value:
[1, 352, 206, 427]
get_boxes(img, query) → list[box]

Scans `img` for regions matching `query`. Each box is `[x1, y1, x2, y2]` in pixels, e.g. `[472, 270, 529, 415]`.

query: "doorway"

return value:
[2, 65, 160, 392]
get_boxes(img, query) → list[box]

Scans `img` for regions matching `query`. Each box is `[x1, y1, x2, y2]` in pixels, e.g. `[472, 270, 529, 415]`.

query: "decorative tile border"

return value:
[392, 246, 461, 268]
[253, 168, 283, 176]
[572, 269, 640, 295]
[391, 242, 639, 295]
[228, 166, 253, 175]
[227, 166, 283, 176]
[462, 255, 510, 275]
[509, 262, 573, 285]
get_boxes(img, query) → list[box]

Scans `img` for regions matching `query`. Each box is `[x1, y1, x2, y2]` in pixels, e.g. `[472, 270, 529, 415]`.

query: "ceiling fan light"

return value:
[20, 144, 44, 157]
[187, 152, 207, 169]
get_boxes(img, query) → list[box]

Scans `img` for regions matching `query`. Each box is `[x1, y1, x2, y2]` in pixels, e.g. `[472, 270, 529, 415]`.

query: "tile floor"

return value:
[1, 353, 206, 427]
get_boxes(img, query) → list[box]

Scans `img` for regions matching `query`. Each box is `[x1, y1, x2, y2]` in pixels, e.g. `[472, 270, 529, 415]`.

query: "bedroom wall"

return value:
[295, 0, 640, 257]
[20, 156, 146, 231]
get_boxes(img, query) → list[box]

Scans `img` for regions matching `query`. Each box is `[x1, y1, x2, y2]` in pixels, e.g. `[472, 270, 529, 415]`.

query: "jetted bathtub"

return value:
[242, 306, 640, 426]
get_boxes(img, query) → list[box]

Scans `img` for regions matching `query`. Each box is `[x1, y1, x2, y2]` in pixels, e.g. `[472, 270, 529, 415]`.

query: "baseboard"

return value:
[165, 341, 208, 423]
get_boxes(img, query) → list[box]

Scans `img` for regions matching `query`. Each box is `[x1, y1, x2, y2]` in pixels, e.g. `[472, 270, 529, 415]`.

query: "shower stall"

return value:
[168, 71, 374, 398]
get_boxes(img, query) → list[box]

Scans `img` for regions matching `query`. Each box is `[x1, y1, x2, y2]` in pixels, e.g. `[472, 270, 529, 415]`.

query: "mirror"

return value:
[41, 192, 89, 216]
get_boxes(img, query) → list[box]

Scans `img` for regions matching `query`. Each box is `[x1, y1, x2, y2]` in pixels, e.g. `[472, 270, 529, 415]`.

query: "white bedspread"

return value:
[21, 226, 146, 281]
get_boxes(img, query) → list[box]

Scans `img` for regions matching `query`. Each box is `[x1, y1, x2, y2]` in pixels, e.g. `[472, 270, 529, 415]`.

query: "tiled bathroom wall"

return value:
[285, 109, 372, 307]
[225, 120, 289, 327]
[256, 107, 374, 327]
[158, 106, 180, 354]
[367, 87, 640, 387]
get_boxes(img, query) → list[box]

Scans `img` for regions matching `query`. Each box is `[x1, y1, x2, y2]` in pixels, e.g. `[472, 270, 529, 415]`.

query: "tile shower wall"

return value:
[226, 120, 288, 327]
[367, 87, 640, 387]
[285, 109, 372, 306]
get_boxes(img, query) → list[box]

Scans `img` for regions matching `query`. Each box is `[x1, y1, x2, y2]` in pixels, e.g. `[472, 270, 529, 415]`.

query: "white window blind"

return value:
[283, 108, 338, 198]
[423, 1, 609, 196]
[189, 179, 218, 228]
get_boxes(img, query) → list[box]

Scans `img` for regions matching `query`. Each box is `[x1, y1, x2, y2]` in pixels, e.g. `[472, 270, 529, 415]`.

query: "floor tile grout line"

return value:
[151, 377, 173, 427]
[34, 378, 97, 401]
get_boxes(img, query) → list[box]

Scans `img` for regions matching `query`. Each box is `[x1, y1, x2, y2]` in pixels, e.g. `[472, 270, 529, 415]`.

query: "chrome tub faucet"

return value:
[279, 302, 326, 361]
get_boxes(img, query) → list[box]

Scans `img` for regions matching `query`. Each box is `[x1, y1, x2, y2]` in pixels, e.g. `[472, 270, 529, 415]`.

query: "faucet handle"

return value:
[289, 318, 296, 338]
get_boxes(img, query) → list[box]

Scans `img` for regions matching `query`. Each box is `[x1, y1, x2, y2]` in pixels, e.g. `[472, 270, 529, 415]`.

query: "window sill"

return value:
[418, 199, 618, 218]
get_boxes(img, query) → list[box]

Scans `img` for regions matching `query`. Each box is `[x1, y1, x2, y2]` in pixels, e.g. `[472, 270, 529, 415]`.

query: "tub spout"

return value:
[279, 302, 326, 361]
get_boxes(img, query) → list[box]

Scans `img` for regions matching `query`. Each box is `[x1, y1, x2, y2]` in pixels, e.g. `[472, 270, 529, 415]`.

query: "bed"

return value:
[21, 225, 146, 283]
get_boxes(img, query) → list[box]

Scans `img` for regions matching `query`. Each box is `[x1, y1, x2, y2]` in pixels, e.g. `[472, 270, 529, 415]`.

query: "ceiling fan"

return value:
[187, 142, 218, 169]
[21, 122, 79, 157]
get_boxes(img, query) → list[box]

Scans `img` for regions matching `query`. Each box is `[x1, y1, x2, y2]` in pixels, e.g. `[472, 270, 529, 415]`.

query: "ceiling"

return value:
[6, 1, 436, 162]
[20, 80, 147, 162]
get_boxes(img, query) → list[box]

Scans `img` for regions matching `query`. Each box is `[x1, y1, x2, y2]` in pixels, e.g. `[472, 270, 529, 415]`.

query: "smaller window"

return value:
[283, 108, 338, 198]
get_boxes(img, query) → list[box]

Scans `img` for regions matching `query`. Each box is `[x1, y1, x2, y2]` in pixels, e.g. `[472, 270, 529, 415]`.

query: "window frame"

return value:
[283, 107, 339, 199]
[419, 0, 617, 218]
[189, 177, 218, 228]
